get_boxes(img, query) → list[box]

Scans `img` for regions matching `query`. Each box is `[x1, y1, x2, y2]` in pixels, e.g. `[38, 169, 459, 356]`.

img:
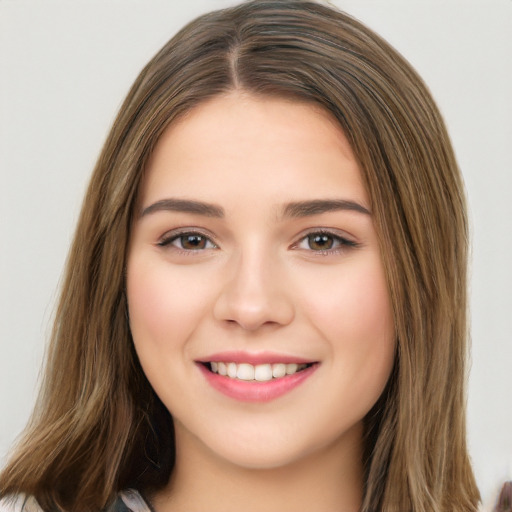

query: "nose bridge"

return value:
[213, 239, 294, 330]
[236, 241, 271, 296]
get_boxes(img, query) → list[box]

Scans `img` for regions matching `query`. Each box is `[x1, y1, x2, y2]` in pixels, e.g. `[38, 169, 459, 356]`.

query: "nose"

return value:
[213, 247, 295, 331]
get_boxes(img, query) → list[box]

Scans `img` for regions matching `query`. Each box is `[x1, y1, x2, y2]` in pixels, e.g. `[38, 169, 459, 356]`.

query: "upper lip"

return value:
[196, 351, 316, 365]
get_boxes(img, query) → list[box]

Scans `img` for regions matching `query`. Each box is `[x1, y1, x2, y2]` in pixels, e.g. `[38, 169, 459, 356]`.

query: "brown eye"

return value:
[179, 234, 208, 250]
[158, 232, 216, 251]
[294, 231, 358, 253]
[307, 233, 334, 251]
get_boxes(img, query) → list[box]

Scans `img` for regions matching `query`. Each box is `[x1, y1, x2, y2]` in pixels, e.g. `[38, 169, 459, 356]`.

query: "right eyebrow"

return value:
[139, 198, 225, 218]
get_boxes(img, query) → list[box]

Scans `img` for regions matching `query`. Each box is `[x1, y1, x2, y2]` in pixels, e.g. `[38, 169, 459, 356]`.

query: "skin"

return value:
[126, 92, 396, 512]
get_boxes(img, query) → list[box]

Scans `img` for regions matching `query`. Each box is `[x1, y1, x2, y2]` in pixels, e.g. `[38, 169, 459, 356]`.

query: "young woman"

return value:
[0, 1, 483, 510]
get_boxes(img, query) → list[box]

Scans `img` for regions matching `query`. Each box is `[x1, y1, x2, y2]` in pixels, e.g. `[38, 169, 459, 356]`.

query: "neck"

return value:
[151, 422, 364, 512]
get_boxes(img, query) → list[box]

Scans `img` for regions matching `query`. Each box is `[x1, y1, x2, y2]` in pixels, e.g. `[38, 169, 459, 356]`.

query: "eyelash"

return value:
[157, 230, 217, 254]
[157, 229, 358, 255]
[292, 230, 359, 254]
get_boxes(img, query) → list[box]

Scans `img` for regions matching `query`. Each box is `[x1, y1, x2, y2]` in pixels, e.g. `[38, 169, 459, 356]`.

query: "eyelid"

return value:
[157, 228, 219, 250]
[291, 228, 359, 253]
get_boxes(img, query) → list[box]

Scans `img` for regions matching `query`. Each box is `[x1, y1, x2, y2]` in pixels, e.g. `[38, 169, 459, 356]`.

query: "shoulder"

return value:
[0, 490, 151, 512]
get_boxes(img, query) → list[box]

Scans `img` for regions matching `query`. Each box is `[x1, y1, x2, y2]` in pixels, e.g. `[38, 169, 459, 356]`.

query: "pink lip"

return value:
[197, 361, 319, 403]
[197, 351, 313, 365]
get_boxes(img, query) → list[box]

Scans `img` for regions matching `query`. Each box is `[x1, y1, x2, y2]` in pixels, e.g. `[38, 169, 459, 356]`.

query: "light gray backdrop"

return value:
[1, 1, 511, 508]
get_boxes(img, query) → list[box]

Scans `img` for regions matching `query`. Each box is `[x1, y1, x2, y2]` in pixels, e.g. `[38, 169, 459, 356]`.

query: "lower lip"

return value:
[197, 363, 318, 402]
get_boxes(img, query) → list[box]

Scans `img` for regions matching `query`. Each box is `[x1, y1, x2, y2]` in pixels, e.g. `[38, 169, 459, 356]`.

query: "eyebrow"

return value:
[140, 199, 225, 218]
[282, 199, 371, 217]
[140, 197, 371, 219]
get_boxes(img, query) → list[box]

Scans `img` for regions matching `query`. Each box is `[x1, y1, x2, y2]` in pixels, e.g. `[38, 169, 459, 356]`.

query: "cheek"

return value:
[304, 256, 393, 337]
[300, 255, 395, 393]
[342, 266, 394, 344]
[126, 256, 210, 357]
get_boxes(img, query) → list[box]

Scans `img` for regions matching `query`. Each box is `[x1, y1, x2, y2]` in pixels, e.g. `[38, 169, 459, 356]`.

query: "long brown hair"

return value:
[0, 1, 480, 510]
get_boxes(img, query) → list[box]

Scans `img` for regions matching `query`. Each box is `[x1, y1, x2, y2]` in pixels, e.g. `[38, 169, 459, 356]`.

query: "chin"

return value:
[195, 421, 359, 472]
[212, 443, 312, 471]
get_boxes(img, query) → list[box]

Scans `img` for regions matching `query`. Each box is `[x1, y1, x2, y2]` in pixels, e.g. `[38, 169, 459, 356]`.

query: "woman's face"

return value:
[127, 93, 395, 470]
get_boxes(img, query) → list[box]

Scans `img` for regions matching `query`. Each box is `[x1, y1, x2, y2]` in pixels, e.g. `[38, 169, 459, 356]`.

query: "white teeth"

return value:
[286, 363, 298, 375]
[227, 362, 237, 378]
[209, 361, 310, 381]
[237, 363, 255, 380]
[254, 364, 273, 382]
[272, 363, 286, 378]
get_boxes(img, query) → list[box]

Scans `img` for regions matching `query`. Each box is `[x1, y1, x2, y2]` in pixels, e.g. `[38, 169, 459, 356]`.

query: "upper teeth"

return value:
[210, 362, 308, 381]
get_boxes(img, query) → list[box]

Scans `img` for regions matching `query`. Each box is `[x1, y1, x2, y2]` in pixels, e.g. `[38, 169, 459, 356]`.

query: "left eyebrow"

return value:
[282, 199, 371, 218]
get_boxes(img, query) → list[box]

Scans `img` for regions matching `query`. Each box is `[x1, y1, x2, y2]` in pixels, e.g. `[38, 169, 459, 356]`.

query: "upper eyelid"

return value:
[290, 230, 361, 255]
[293, 228, 357, 244]
[158, 227, 219, 245]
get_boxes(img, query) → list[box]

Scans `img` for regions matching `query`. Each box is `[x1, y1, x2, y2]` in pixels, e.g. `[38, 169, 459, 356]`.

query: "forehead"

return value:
[140, 92, 369, 212]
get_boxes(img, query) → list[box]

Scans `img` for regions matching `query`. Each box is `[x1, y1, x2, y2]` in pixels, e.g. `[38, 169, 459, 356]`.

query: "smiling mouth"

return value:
[203, 361, 314, 382]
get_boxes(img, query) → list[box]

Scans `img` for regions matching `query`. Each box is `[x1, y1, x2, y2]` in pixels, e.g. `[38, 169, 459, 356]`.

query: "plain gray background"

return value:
[1, 1, 511, 508]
